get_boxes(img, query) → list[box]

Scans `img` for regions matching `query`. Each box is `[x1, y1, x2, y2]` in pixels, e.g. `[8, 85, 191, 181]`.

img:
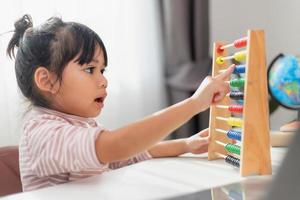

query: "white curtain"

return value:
[0, 0, 166, 146]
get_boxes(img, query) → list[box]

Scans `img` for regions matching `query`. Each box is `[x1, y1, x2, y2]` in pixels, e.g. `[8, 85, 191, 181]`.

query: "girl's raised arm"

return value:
[95, 65, 234, 164]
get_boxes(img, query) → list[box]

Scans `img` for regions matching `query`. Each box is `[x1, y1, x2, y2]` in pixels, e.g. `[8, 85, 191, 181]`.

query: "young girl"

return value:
[7, 15, 234, 192]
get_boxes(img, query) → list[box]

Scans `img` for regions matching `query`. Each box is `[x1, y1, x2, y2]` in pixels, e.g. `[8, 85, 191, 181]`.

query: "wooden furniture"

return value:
[0, 146, 22, 197]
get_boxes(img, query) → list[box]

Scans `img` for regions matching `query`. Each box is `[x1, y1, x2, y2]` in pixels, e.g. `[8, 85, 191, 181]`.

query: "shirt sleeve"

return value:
[24, 116, 105, 177]
[108, 151, 152, 169]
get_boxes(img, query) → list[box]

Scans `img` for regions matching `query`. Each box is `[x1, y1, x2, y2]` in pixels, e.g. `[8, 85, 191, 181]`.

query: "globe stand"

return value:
[279, 110, 300, 132]
[270, 111, 299, 147]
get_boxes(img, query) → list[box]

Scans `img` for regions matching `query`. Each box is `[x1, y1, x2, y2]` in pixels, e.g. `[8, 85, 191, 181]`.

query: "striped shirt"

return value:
[19, 106, 152, 192]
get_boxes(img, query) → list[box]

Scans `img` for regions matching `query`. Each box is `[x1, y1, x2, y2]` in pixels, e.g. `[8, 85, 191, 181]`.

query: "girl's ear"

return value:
[34, 67, 60, 94]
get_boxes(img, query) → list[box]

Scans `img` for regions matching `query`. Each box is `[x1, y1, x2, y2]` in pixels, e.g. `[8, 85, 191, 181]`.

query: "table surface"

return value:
[1, 148, 287, 200]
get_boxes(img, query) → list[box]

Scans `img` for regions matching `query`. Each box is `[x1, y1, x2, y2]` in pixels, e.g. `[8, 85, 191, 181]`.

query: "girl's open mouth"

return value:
[94, 97, 105, 108]
[95, 97, 103, 103]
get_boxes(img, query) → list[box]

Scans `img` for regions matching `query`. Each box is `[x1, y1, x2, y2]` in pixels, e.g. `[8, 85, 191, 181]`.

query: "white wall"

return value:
[1, 0, 297, 146]
[210, 0, 299, 130]
[0, 0, 166, 146]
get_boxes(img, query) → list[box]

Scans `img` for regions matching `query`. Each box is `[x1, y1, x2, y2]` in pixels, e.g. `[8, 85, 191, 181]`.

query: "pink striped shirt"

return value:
[19, 106, 152, 192]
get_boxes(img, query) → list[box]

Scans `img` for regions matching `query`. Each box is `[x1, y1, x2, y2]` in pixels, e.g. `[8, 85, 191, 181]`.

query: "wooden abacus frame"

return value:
[208, 30, 272, 176]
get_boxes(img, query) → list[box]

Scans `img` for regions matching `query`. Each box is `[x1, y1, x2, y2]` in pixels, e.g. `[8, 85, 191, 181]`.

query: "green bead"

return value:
[230, 78, 245, 88]
[225, 143, 241, 155]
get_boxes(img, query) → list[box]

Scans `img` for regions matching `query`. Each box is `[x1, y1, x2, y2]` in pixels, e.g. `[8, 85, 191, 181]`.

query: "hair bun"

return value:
[7, 14, 33, 58]
[14, 14, 33, 38]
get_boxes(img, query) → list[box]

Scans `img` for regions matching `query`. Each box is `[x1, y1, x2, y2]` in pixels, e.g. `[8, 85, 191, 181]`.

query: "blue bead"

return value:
[227, 130, 242, 141]
[233, 65, 246, 74]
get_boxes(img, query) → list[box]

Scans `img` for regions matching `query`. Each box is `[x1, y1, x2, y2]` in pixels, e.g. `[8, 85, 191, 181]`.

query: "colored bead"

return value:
[227, 130, 242, 141]
[216, 45, 224, 54]
[234, 38, 247, 48]
[233, 51, 246, 62]
[230, 78, 245, 88]
[225, 155, 240, 167]
[227, 117, 243, 127]
[229, 91, 244, 100]
[225, 143, 241, 155]
[229, 105, 243, 113]
[216, 57, 224, 65]
[233, 65, 246, 74]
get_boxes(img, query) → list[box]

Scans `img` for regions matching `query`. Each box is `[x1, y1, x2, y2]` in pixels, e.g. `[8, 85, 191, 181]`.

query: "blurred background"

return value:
[0, 0, 298, 146]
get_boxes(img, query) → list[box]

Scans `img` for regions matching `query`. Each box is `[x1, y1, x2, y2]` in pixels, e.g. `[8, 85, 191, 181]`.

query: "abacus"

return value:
[208, 30, 272, 176]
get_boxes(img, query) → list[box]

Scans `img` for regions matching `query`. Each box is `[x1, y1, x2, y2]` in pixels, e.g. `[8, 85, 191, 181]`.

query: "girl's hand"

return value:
[185, 128, 210, 154]
[189, 65, 235, 113]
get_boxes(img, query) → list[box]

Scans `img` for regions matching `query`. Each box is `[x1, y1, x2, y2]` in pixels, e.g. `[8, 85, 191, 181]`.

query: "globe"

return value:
[268, 55, 300, 109]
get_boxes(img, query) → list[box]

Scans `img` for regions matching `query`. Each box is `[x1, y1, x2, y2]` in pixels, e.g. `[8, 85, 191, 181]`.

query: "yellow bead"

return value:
[233, 51, 246, 62]
[216, 57, 224, 65]
[227, 117, 243, 127]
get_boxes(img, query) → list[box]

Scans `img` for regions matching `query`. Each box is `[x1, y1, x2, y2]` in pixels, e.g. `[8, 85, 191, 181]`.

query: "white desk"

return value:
[2, 148, 287, 200]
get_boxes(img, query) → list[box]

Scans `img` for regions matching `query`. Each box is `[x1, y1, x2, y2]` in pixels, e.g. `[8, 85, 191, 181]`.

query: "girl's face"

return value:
[51, 46, 108, 118]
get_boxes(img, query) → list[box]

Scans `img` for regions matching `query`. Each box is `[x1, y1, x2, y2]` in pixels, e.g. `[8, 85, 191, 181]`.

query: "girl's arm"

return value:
[95, 66, 234, 164]
[148, 129, 210, 157]
[148, 139, 189, 158]
[96, 98, 197, 163]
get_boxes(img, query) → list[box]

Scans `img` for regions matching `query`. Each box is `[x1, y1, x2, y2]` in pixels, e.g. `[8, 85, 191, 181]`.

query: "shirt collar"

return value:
[32, 106, 98, 126]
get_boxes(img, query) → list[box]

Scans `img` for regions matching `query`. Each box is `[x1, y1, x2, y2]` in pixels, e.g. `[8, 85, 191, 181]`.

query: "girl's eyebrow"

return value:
[91, 59, 99, 63]
[91, 59, 105, 66]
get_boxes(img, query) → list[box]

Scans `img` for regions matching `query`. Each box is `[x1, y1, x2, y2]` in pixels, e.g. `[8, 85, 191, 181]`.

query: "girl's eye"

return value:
[101, 68, 106, 74]
[84, 67, 95, 74]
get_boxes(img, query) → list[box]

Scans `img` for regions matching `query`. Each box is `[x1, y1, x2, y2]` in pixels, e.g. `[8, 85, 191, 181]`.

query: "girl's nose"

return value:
[100, 82, 107, 89]
[98, 77, 108, 89]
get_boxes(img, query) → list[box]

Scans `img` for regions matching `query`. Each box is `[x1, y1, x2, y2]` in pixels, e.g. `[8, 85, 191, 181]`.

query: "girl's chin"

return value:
[90, 109, 102, 118]
[77, 109, 102, 118]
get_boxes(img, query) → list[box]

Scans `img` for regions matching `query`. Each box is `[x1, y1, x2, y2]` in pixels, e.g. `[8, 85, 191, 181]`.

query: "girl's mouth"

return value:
[94, 97, 105, 108]
[95, 97, 103, 103]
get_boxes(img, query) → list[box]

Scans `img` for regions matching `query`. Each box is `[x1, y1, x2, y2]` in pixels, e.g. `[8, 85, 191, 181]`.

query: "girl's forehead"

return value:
[92, 47, 105, 65]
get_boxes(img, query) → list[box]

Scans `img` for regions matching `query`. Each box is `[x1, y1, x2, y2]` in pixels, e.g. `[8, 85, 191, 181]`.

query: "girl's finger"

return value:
[212, 91, 225, 103]
[199, 128, 209, 137]
[215, 64, 235, 81]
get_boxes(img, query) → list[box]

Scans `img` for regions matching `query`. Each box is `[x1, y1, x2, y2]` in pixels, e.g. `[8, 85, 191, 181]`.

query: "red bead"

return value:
[216, 45, 224, 54]
[229, 105, 243, 113]
[234, 38, 247, 48]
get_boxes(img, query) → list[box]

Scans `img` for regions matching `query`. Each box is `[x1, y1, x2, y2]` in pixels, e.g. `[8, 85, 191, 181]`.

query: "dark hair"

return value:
[7, 14, 108, 108]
